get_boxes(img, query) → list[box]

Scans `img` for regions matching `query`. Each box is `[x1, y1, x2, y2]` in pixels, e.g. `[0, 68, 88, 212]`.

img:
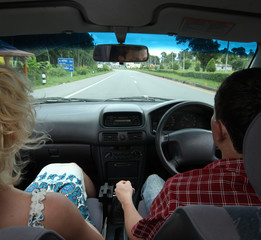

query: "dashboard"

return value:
[20, 100, 213, 191]
[34, 100, 212, 143]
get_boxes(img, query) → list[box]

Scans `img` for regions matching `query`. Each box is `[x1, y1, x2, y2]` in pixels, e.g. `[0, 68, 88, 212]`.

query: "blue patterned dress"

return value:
[25, 163, 93, 225]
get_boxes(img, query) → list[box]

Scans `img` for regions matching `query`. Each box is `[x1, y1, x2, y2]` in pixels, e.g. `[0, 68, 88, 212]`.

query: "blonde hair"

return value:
[0, 65, 47, 186]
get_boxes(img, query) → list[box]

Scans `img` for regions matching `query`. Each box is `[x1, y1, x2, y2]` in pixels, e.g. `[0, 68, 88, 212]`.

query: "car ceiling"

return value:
[0, 0, 260, 43]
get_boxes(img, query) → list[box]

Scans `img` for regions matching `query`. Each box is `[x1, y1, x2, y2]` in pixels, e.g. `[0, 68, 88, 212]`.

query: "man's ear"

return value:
[214, 120, 229, 142]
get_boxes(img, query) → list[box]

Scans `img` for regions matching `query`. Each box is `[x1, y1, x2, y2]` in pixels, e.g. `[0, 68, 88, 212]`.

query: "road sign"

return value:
[58, 58, 74, 72]
[63, 65, 74, 72]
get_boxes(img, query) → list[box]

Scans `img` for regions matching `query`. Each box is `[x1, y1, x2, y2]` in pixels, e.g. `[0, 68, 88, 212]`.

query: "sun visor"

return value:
[0, 3, 99, 37]
[137, 7, 261, 42]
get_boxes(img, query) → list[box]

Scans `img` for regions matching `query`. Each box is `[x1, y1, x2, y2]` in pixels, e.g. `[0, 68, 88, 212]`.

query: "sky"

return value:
[90, 32, 257, 57]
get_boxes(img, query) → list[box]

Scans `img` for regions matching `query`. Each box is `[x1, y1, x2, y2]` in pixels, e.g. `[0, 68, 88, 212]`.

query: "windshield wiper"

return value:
[105, 96, 171, 102]
[34, 97, 100, 104]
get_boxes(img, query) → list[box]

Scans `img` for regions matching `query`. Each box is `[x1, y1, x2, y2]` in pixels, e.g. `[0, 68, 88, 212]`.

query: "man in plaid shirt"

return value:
[115, 68, 261, 240]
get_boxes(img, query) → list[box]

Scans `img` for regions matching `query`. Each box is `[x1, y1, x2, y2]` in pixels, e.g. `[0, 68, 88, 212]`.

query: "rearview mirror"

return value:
[93, 44, 149, 62]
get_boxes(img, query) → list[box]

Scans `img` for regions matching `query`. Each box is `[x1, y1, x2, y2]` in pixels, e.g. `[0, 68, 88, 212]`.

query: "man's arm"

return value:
[115, 180, 144, 240]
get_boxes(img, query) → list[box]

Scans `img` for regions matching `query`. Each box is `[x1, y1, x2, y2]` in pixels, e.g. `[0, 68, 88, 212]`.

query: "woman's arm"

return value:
[44, 192, 104, 240]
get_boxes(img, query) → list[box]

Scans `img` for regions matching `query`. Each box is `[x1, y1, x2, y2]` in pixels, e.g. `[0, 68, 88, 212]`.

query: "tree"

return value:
[249, 49, 255, 57]
[184, 59, 192, 70]
[176, 36, 220, 71]
[172, 62, 179, 70]
[149, 55, 160, 65]
[27, 57, 49, 80]
[1, 33, 95, 67]
[231, 58, 245, 70]
[161, 52, 167, 64]
[178, 49, 194, 60]
[1, 33, 94, 51]
[206, 58, 216, 72]
[164, 52, 177, 66]
[195, 63, 201, 71]
[231, 47, 247, 57]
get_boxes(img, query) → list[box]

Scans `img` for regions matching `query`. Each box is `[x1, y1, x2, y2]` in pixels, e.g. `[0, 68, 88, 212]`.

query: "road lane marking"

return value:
[65, 73, 116, 98]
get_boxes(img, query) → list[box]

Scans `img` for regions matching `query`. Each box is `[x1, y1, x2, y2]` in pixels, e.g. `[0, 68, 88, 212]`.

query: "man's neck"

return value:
[221, 149, 243, 159]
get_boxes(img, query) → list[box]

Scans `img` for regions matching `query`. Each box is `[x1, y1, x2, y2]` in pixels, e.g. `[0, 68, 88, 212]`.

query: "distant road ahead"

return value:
[33, 70, 215, 106]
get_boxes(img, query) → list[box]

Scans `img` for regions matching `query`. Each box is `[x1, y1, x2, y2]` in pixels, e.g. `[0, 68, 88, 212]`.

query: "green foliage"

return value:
[48, 67, 68, 77]
[231, 58, 246, 71]
[96, 64, 111, 72]
[176, 37, 220, 53]
[176, 37, 220, 71]
[161, 52, 167, 58]
[149, 55, 160, 65]
[184, 59, 192, 70]
[155, 69, 229, 82]
[27, 57, 49, 80]
[195, 63, 201, 71]
[197, 52, 218, 71]
[172, 62, 179, 70]
[2, 32, 95, 67]
[76, 66, 90, 75]
[206, 58, 216, 72]
[141, 64, 150, 70]
[178, 50, 194, 61]
[159, 64, 164, 69]
[164, 52, 177, 64]
[102, 64, 110, 71]
[74, 64, 111, 75]
[231, 47, 247, 57]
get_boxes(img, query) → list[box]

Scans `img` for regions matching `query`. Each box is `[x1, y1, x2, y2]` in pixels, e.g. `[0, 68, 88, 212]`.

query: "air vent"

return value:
[103, 112, 142, 127]
[128, 132, 143, 141]
[103, 133, 118, 142]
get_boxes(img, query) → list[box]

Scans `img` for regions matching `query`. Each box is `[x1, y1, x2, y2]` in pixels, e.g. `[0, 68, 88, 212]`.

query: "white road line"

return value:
[65, 74, 115, 98]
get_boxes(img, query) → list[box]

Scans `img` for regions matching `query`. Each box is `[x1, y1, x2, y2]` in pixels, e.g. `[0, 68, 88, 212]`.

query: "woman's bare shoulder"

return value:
[43, 192, 78, 234]
[44, 192, 103, 240]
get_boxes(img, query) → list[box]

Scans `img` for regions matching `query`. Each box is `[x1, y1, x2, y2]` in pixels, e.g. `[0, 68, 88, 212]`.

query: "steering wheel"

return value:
[155, 101, 217, 175]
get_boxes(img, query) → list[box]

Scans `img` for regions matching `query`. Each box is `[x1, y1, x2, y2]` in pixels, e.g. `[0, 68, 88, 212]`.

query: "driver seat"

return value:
[151, 112, 261, 240]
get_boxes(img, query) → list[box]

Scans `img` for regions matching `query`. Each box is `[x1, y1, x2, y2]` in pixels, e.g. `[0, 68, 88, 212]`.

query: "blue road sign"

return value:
[58, 58, 74, 72]
[63, 65, 74, 72]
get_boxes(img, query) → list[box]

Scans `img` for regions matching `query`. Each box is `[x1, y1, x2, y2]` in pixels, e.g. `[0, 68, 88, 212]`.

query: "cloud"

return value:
[149, 49, 180, 57]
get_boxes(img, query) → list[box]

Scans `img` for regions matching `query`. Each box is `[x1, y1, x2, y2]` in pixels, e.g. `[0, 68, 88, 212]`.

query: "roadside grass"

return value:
[139, 69, 228, 89]
[31, 71, 111, 89]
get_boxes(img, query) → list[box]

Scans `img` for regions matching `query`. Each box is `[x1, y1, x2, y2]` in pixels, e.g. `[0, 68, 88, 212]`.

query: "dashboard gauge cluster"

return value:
[151, 107, 212, 133]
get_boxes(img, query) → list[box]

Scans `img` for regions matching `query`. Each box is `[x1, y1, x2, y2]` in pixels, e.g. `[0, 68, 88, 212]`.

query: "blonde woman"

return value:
[0, 66, 103, 240]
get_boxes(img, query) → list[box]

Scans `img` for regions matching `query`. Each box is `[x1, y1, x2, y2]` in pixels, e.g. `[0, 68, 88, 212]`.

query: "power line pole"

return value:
[225, 41, 230, 72]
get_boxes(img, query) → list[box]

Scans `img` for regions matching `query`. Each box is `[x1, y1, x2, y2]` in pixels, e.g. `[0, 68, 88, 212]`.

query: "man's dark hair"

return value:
[215, 68, 261, 154]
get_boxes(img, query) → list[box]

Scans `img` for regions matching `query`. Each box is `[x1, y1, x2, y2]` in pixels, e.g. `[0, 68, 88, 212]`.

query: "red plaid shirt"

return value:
[132, 158, 261, 240]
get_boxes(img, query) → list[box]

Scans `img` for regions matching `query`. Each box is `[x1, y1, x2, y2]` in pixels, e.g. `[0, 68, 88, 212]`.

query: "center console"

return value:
[92, 105, 147, 240]
[97, 105, 147, 188]
[99, 144, 145, 188]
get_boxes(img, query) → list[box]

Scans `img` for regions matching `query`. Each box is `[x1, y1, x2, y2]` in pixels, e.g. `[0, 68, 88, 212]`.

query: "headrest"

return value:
[243, 112, 261, 198]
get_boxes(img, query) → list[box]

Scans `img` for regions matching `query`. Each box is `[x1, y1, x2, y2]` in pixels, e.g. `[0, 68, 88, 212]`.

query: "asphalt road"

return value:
[33, 70, 215, 105]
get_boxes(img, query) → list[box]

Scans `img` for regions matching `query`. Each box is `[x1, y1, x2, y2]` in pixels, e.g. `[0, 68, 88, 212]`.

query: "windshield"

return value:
[0, 33, 256, 106]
